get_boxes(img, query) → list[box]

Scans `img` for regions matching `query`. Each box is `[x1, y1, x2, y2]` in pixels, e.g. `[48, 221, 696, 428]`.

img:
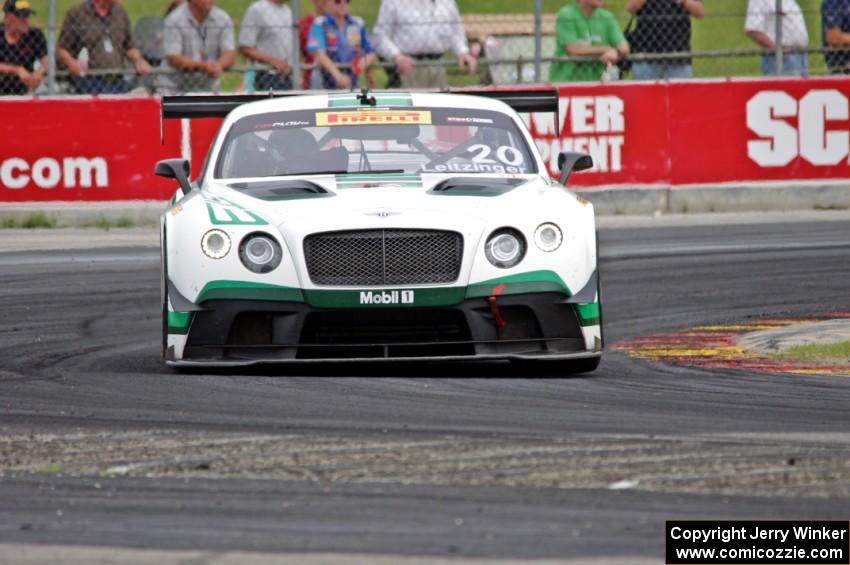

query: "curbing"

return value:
[737, 319, 850, 356]
[1, 183, 849, 227]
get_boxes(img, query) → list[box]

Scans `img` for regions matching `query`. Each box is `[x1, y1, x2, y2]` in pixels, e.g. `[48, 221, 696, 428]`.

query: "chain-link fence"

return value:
[1, 0, 848, 96]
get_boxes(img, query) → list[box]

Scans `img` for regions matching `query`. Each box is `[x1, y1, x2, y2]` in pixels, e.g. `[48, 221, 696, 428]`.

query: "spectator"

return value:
[378, 54, 401, 88]
[163, 0, 235, 93]
[550, 0, 629, 83]
[299, 0, 327, 88]
[56, 0, 152, 94]
[373, 0, 476, 89]
[166, 1, 185, 16]
[239, 0, 293, 91]
[822, 0, 850, 73]
[745, 0, 808, 76]
[625, 0, 704, 80]
[306, 0, 375, 90]
[0, 0, 46, 94]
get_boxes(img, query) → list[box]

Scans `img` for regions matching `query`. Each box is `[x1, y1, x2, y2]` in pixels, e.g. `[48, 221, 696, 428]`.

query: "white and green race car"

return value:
[157, 88, 602, 371]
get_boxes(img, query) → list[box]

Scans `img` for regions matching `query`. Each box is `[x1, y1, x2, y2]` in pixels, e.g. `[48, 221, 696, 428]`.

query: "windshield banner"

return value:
[316, 110, 432, 127]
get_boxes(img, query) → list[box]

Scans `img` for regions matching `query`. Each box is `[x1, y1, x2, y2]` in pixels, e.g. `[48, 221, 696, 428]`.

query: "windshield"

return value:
[214, 107, 537, 179]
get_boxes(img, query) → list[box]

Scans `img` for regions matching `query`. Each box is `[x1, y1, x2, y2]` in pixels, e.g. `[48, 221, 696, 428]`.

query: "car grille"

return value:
[303, 229, 463, 286]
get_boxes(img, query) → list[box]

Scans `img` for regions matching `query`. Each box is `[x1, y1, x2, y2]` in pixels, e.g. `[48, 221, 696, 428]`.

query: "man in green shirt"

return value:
[550, 0, 630, 82]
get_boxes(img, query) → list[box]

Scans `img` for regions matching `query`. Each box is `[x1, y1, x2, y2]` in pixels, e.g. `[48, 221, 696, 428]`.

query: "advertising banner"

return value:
[526, 82, 671, 186]
[667, 79, 850, 185]
[1, 97, 177, 202]
[3, 78, 850, 202]
[0, 97, 224, 203]
[529, 78, 850, 186]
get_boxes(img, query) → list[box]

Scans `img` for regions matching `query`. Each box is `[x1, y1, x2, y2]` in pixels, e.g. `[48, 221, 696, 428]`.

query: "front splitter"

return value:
[167, 350, 602, 368]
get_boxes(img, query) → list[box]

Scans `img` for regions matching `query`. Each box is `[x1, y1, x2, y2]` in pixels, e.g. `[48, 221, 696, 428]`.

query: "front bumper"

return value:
[167, 292, 600, 365]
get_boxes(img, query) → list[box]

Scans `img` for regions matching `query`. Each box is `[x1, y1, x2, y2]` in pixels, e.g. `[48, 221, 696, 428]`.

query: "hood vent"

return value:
[228, 180, 333, 201]
[429, 177, 526, 197]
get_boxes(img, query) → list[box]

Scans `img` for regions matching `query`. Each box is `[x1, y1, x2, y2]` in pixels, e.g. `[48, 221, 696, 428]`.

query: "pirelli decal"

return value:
[316, 110, 432, 127]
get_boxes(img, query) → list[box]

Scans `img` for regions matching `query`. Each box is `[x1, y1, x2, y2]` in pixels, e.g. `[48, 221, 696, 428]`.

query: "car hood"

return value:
[207, 173, 552, 227]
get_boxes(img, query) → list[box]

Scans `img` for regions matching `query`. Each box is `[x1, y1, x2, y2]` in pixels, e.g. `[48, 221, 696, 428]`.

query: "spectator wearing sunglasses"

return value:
[307, 0, 375, 89]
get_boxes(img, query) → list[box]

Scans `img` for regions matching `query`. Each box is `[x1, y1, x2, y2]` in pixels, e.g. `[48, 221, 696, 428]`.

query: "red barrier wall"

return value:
[1, 98, 177, 202]
[0, 97, 223, 202]
[534, 78, 850, 186]
[667, 79, 850, 184]
[3, 78, 850, 201]
[528, 83, 672, 185]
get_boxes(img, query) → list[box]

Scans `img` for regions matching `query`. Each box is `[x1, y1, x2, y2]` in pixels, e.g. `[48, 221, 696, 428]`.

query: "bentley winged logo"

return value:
[364, 210, 401, 218]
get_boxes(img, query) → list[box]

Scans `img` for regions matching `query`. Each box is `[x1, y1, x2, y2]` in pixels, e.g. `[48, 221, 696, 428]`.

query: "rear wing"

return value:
[161, 92, 300, 119]
[160, 87, 560, 142]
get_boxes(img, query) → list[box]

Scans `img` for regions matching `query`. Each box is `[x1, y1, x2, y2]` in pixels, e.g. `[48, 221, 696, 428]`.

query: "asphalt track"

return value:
[1, 214, 849, 562]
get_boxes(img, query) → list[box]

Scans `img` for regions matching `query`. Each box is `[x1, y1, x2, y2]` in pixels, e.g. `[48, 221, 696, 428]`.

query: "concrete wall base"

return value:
[584, 182, 850, 216]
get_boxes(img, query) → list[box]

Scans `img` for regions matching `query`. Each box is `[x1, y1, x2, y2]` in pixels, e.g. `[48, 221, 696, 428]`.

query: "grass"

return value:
[21, 212, 57, 228]
[0, 212, 58, 229]
[28, 0, 830, 83]
[30, 0, 569, 29]
[78, 216, 137, 230]
[33, 463, 64, 475]
[0, 214, 151, 230]
[775, 341, 850, 364]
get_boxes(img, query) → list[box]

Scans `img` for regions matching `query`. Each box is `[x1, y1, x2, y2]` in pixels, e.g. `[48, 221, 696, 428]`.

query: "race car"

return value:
[157, 88, 602, 371]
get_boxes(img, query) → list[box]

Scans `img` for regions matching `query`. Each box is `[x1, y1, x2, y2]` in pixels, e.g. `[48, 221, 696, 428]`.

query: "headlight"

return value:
[485, 228, 526, 269]
[534, 223, 563, 252]
[201, 229, 231, 259]
[239, 233, 282, 273]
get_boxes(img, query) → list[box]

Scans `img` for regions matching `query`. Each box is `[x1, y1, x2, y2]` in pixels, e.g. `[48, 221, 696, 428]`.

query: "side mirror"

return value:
[155, 158, 193, 194]
[558, 152, 594, 186]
